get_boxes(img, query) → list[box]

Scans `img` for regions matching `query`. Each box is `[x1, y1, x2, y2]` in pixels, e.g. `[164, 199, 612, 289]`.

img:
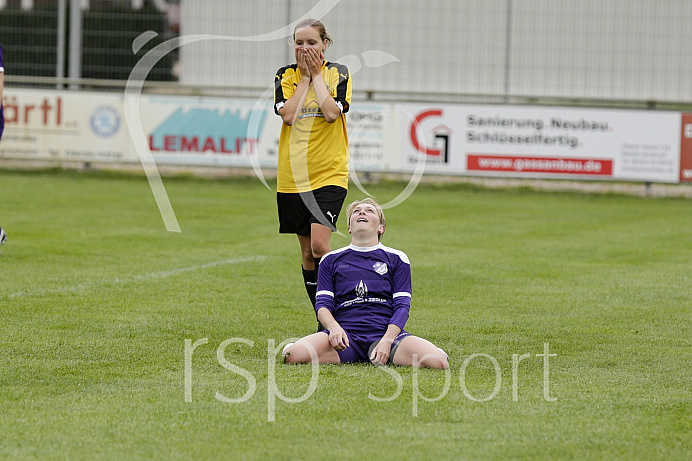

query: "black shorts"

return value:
[277, 185, 347, 235]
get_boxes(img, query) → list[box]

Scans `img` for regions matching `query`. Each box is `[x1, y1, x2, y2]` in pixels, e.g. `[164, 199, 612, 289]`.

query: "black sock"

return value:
[312, 257, 325, 331]
[302, 265, 317, 308]
[314, 256, 321, 276]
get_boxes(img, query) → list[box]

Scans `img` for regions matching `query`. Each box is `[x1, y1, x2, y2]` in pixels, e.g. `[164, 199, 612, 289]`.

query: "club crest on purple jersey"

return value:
[373, 262, 388, 275]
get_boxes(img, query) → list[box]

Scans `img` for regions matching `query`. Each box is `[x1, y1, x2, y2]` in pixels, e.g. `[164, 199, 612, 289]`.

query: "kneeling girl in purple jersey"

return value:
[283, 198, 449, 369]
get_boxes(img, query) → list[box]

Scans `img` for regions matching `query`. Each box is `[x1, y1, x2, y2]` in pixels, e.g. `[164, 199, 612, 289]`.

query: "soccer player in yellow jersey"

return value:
[274, 19, 352, 327]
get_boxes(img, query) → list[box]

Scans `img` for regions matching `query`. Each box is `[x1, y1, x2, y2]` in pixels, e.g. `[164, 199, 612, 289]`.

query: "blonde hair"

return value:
[292, 18, 333, 47]
[346, 198, 386, 241]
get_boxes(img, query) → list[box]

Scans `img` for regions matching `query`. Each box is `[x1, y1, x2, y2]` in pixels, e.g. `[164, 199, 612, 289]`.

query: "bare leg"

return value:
[310, 222, 333, 260]
[297, 223, 332, 270]
[297, 234, 315, 270]
[392, 335, 449, 369]
[283, 332, 341, 364]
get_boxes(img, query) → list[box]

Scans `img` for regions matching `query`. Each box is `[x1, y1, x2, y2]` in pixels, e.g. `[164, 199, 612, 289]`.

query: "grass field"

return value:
[1, 168, 691, 460]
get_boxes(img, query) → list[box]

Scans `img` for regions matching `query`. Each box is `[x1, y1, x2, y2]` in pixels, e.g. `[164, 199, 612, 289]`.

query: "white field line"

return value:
[6, 256, 265, 299]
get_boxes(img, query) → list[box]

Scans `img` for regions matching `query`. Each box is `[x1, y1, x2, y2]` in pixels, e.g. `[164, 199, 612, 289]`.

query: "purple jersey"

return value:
[316, 243, 412, 335]
[1, 42, 4, 138]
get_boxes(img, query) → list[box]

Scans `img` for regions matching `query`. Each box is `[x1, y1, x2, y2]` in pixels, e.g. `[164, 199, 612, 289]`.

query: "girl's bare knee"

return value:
[283, 344, 306, 364]
[311, 241, 330, 259]
[421, 349, 449, 369]
[432, 354, 450, 369]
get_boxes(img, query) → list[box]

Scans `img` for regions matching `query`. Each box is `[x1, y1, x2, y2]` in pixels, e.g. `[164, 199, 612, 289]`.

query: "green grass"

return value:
[1, 168, 690, 460]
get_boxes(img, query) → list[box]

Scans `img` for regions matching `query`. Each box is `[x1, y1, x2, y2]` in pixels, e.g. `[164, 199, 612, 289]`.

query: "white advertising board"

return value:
[398, 104, 684, 183]
[0, 88, 135, 163]
[137, 94, 281, 169]
[346, 103, 389, 173]
[2, 89, 690, 184]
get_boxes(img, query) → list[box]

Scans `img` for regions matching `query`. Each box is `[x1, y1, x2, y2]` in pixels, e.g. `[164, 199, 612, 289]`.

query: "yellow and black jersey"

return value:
[274, 61, 351, 193]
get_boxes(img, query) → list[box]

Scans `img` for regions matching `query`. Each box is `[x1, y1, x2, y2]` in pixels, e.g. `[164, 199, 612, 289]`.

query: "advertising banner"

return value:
[346, 103, 388, 173]
[0, 88, 134, 163]
[399, 104, 682, 183]
[138, 94, 281, 169]
[1, 88, 689, 185]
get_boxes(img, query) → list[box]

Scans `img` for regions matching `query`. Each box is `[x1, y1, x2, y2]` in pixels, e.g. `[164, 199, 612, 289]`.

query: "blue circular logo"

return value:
[90, 105, 121, 138]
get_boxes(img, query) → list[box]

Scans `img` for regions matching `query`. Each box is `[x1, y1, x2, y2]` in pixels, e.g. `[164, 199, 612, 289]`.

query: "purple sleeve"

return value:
[1, 42, 4, 140]
[389, 254, 411, 330]
[315, 254, 336, 314]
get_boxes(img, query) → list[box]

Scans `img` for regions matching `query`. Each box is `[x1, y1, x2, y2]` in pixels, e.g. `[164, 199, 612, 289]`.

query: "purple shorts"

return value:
[322, 330, 410, 364]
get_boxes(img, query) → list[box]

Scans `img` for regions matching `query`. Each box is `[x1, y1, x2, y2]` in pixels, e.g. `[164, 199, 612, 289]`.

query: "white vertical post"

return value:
[286, 0, 292, 64]
[68, 0, 82, 89]
[503, 0, 513, 101]
[57, 0, 66, 88]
